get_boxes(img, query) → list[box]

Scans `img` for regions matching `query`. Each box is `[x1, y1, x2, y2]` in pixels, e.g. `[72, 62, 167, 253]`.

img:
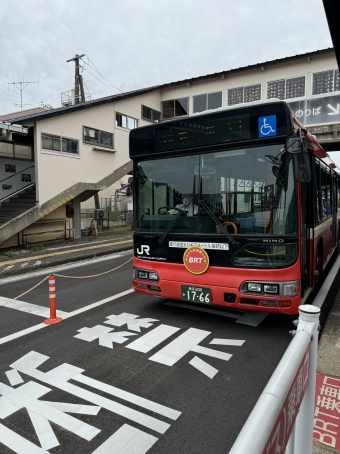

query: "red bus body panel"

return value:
[132, 256, 301, 314]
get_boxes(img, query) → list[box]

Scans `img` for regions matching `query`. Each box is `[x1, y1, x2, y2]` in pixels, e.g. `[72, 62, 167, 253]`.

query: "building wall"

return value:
[159, 52, 337, 119]
[35, 52, 339, 209]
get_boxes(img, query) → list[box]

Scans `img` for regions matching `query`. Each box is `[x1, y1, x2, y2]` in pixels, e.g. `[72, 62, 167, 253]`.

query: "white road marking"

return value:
[126, 325, 180, 353]
[3, 265, 14, 271]
[0, 250, 132, 285]
[27, 409, 59, 450]
[92, 423, 158, 454]
[0, 297, 69, 318]
[104, 313, 159, 332]
[74, 374, 181, 421]
[0, 289, 134, 346]
[149, 327, 228, 366]
[63, 289, 134, 319]
[189, 356, 218, 379]
[0, 323, 48, 346]
[0, 422, 47, 453]
[34, 261, 42, 266]
[0, 382, 100, 441]
[74, 325, 136, 348]
[20, 262, 29, 268]
[0, 396, 22, 418]
[5, 369, 24, 386]
[313, 254, 340, 308]
[11, 351, 172, 435]
[210, 339, 246, 346]
[40, 401, 101, 415]
[165, 302, 268, 326]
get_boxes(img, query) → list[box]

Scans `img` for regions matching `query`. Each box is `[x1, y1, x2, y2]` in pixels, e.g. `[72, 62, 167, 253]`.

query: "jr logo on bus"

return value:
[137, 245, 150, 255]
[258, 115, 277, 138]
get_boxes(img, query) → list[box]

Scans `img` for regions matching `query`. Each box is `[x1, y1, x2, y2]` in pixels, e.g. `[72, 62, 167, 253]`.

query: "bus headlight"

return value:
[241, 280, 299, 296]
[132, 267, 159, 282]
[263, 284, 279, 294]
[247, 282, 262, 293]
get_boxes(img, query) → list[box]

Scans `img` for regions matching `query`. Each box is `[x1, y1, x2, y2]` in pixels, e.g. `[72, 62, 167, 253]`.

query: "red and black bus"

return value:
[129, 100, 340, 314]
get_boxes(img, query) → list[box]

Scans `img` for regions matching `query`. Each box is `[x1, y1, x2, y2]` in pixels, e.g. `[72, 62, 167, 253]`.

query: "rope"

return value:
[14, 257, 132, 300]
[14, 275, 50, 300]
[54, 257, 132, 279]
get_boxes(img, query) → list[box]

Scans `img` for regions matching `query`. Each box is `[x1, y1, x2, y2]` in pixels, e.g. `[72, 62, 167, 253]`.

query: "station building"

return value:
[1, 47, 339, 248]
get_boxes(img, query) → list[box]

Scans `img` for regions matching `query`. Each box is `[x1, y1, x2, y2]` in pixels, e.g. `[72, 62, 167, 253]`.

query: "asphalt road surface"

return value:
[0, 250, 314, 453]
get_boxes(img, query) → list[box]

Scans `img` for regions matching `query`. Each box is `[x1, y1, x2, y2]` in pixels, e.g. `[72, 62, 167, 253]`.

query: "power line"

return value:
[83, 56, 122, 92]
[80, 56, 123, 93]
[87, 59, 123, 93]
[81, 65, 121, 94]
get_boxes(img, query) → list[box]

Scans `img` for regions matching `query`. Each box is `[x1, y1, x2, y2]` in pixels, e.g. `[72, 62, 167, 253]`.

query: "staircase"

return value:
[0, 185, 36, 226]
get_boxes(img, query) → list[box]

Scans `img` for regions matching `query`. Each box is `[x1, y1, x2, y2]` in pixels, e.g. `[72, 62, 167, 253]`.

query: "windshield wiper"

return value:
[199, 199, 240, 247]
[158, 209, 188, 244]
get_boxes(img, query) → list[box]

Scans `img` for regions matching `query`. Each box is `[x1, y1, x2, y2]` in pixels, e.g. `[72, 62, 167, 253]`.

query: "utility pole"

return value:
[66, 54, 85, 104]
[8, 78, 39, 110]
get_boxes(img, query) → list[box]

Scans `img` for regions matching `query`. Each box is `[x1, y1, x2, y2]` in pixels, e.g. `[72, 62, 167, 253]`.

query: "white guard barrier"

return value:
[229, 304, 320, 454]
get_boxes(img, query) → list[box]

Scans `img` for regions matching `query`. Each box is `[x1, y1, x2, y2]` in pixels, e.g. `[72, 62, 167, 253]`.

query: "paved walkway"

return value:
[0, 227, 133, 278]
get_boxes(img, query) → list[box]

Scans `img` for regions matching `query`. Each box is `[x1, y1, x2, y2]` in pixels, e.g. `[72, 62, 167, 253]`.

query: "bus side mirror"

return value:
[286, 133, 311, 183]
[292, 153, 311, 183]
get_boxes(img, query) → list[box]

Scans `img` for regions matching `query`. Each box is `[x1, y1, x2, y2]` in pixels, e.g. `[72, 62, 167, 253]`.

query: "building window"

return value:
[41, 133, 79, 155]
[83, 126, 113, 148]
[0, 142, 33, 160]
[193, 91, 222, 114]
[312, 69, 340, 96]
[21, 174, 32, 182]
[142, 105, 161, 122]
[227, 84, 261, 106]
[116, 113, 138, 130]
[267, 76, 305, 100]
[162, 98, 188, 119]
[5, 164, 16, 173]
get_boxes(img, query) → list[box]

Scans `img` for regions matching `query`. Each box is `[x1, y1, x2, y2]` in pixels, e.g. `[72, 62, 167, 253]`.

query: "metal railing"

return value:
[229, 304, 320, 454]
[0, 166, 35, 203]
[0, 165, 35, 183]
[81, 210, 133, 229]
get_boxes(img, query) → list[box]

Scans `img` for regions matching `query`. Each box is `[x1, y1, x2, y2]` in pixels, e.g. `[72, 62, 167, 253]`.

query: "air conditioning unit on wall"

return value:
[95, 209, 107, 220]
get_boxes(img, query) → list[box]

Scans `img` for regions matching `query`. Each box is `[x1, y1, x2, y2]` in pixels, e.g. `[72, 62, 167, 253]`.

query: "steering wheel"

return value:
[158, 206, 187, 215]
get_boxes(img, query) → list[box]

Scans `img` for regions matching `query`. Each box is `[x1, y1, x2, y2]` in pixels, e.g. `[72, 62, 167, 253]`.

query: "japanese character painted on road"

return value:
[0, 351, 181, 453]
[74, 313, 246, 379]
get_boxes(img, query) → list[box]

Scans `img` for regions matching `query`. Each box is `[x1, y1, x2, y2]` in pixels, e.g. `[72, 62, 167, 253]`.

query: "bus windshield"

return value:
[135, 143, 297, 237]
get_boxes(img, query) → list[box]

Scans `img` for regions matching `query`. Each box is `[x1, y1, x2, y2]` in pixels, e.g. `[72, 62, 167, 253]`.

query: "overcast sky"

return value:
[0, 0, 332, 115]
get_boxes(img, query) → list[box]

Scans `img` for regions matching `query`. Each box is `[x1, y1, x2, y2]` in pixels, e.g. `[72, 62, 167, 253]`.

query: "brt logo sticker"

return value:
[183, 246, 209, 274]
[258, 115, 277, 137]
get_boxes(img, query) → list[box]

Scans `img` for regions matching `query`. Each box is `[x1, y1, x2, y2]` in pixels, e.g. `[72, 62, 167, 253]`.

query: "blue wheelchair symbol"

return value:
[258, 115, 277, 138]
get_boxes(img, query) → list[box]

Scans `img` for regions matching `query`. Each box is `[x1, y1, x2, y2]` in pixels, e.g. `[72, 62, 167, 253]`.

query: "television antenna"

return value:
[8, 78, 39, 110]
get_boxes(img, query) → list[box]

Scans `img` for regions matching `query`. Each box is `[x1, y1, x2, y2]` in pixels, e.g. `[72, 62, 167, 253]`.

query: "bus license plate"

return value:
[181, 285, 211, 304]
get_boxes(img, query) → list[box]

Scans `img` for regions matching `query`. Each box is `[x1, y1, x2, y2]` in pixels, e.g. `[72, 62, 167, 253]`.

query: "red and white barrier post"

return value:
[44, 274, 63, 325]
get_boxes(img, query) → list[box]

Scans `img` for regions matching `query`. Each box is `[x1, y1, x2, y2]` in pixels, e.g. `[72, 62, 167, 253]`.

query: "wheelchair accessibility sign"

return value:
[258, 115, 277, 137]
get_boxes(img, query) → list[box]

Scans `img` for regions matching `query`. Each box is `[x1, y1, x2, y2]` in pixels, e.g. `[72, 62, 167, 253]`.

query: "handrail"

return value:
[229, 305, 320, 454]
[0, 165, 35, 183]
[0, 183, 35, 203]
